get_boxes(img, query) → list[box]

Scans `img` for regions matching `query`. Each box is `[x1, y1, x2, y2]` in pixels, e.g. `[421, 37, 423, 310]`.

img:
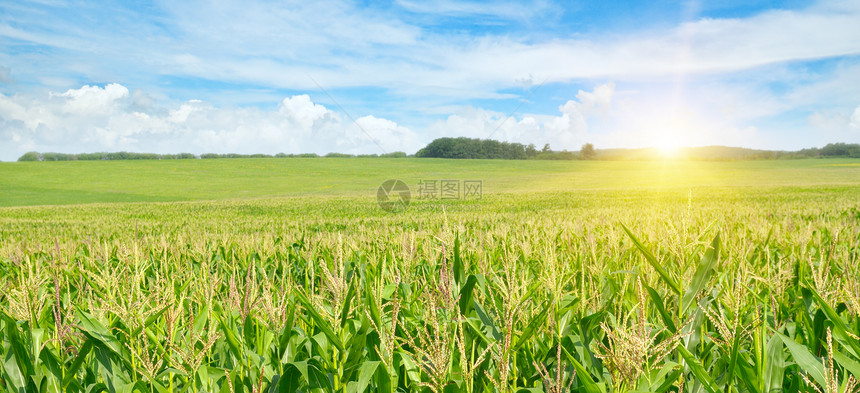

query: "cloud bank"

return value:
[0, 84, 422, 160]
[0, 83, 628, 160]
[2, 76, 859, 161]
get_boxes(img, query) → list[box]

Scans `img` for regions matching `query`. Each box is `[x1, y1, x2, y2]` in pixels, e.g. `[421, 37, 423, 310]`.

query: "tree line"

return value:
[796, 143, 860, 158]
[17, 151, 408, 161]
[414, 137, 590, 160]
[15, 141, 860, 162]
[415, 138, 860, 160]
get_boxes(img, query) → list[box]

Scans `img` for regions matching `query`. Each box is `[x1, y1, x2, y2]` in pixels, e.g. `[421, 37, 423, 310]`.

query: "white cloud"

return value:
[0, 85, 421, 161]
[55, 83, 129, 115]
[570, 82, 614, 116]
[354, 115, 421, 153]
[277, 95, 335, 131]
[426, 83, 614, 150]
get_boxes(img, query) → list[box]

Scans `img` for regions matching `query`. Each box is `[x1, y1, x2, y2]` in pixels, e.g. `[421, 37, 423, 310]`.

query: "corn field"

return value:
[1, 188, 859, 392]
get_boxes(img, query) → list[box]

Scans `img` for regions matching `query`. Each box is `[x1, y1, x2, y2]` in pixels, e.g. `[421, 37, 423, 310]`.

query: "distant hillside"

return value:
[595, 143, 860, 160]
[594, 146, 785, 160]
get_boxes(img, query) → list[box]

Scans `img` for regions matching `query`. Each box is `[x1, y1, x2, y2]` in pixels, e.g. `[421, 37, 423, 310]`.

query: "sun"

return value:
[655, 137, 681, 157]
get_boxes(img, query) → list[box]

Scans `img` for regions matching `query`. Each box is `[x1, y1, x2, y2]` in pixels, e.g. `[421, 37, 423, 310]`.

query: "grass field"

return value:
[2, 158, 860, 207]
[2, 158, 860, 393]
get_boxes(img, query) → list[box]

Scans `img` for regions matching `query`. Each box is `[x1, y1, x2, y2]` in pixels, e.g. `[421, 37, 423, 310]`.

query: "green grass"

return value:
[2, 158, 860, 207]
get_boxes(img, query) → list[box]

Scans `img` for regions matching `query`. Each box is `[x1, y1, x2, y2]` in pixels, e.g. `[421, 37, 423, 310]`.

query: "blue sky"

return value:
[1, 0, 859, 160]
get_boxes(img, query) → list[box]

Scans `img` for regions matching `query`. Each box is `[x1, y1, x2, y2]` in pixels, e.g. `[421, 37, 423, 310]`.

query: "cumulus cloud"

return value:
[0, 84, 421, 161]
[426, 83, 614, 150]
[56, 83, 130, 115]
[572, 82, 614, 116]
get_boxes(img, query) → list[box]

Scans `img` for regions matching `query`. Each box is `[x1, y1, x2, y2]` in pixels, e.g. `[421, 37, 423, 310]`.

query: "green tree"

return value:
[416, 137, 529, 159]
[17, 151, 42, 161]
[525, 144, 537, 158]
[581, 143, 596, 159]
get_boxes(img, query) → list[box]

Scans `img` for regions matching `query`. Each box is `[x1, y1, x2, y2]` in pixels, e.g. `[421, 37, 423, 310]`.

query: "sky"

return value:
[1, 0, 859, 160]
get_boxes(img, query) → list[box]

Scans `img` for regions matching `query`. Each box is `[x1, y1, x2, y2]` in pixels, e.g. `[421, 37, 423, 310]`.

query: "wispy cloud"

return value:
[395, 0, 555, 20]
[4, 0, 857, 94]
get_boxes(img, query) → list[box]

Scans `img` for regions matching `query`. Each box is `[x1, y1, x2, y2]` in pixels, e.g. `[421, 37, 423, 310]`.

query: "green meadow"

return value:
[2, 157, 860, 393]
[2, 158, 859, 207]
